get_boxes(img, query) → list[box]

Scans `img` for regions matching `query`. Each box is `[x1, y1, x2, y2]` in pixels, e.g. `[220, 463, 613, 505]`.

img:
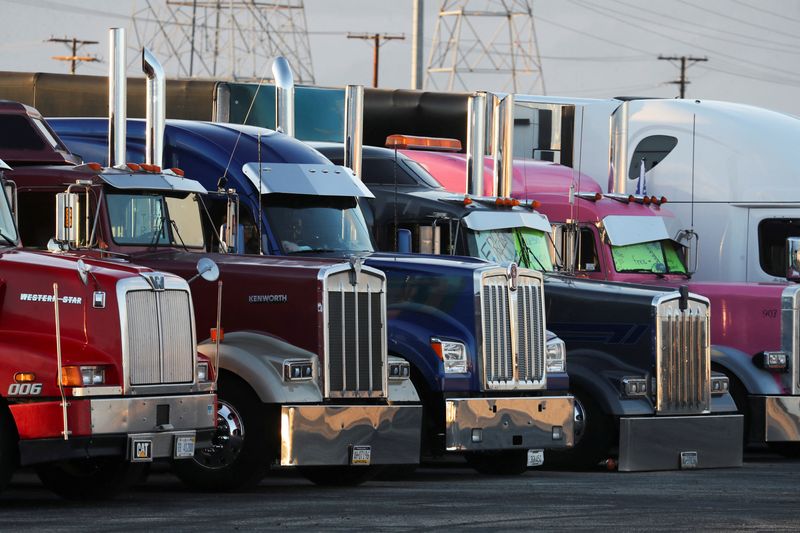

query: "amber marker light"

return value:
[13, 372, 35, 383]
[86, 162, 102, 172]
[463, 196, 473, 206]
[170, 167, 185, 176]
[385, 134, 462, 152]
[126, 162, 141, 171]
[210, 328, 224, 342]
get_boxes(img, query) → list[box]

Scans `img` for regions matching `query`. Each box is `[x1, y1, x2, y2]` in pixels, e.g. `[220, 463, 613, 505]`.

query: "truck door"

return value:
[746, 207, 800, 283]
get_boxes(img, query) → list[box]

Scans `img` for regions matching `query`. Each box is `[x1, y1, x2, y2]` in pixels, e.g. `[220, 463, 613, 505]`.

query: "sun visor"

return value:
[99, 172, 208, 194]
[463, 210, 551, 233]
[603, 215, 670, 246]
[242, 163, 374, 198]
[0, 158, 11, 171]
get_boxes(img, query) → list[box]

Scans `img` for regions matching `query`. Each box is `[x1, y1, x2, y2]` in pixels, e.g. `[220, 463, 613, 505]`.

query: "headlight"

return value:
[389, 360, 411, 381]
[622, 377, 648, 397]
[61, 365, 106, 387]
[545, 338, 566, 373]
[283, 359, 314, 382]
[755, 351, 789, 372]
[197, 361, 210, 382]
[711, 375, 730, 395]
[431, 338, 468, 374]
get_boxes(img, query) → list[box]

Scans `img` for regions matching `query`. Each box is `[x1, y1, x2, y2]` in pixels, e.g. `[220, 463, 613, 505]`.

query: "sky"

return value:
[0, 0, 799, 116]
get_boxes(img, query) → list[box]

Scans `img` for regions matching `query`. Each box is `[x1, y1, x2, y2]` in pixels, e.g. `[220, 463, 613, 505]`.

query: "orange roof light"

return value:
[660, 196, 668, 204]
[139, 164, 162, 173]
[511, 198, 520, 206]
[170, 167, 185, 177]
[86, 162, 102, 172]
[126, 162, 141, 172]
[210, 328, 224, 342]
[643, 196, 652, 205]
[385, 134, 462, 152]
[463, 196, 473, 206]
[627, 195, 635, 203]
[594, 192, 603, 201]
[531, 200, 541, 209]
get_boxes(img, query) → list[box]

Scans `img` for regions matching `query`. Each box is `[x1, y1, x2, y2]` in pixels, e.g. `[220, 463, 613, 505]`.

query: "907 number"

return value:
[7, 383, 42, 396]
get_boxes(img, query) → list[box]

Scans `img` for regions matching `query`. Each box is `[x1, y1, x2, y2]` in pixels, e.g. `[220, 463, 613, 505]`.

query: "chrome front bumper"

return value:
[618, 414, 743, 471]
[280, 404, 422, 466]
[445, 396, 574, 452]
[749, 395, 800, 443]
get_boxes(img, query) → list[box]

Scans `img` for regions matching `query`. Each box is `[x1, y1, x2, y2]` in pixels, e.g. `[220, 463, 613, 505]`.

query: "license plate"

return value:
[527, 449, 545, 467]
[131, 439, 153, 462]
[175, 435, 196, 459]
[351, 445, 371, 465]
[680, 451, 698, 469]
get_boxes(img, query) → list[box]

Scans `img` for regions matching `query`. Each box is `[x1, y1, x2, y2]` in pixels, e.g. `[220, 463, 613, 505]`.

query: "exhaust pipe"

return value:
[108, 28, 126, 167]
[490, 93, 515, 197]
[466, 91, 487, 196]
[143, 48, 166, 167]
[272, 57, 295, 137]
[344, 85, 364, 180]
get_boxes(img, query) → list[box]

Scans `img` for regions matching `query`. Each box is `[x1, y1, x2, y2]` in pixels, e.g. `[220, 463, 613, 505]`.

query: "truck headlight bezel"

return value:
[711, 375, 730, 395]
[431, 338, 468, 374]
[61, 365, 106, 387]
[197, 361, 210, 382]
[545, 337, 567, 373]
[283, 359, 314, 382]
[755, 351, 789, 372]
[389, 360, 412, 381]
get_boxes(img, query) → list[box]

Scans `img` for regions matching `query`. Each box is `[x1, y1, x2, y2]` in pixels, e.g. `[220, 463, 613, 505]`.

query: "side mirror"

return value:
[419, 225, 441, 255]
[563, 221, 578, 274]
[195, 257, 220, 283]
[55, 191, 81, 247]
[76, 258, 91, 286]
[676, 229, 699, 275]
[786, 237, 800, 281]
[224, 193, 239, 253]
[397, 228, 412, 254]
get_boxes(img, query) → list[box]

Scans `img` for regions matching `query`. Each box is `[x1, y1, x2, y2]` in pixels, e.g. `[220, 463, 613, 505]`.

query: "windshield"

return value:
[263, 193, 374, 254]
[107, 193, 204, 248]
[0, 182, 18, 244]
[466, 227, 553, 271]
[611, 239, 687, 274]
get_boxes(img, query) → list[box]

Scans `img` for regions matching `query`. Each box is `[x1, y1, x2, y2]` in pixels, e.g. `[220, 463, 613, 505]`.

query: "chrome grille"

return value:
[325, 269, 386, 398]
[480, 270, 547, 390]
[655, 297, 710, 414]
[126, 289, 194, 386]
[780, 286, 800, 395]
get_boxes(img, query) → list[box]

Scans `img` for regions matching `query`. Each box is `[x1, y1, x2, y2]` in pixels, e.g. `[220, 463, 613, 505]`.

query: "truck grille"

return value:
[655, 297, 710, 415]
[126, 290, 194, 386]
[325, 269, 386, 398]
[480, 270, 546, 390]
[780, 286, 800, 395]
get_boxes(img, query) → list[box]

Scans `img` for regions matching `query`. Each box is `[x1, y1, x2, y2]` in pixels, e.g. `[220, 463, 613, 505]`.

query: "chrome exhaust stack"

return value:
[108, 27, 126, 167]
[491, 93, 515, 197]
[466, 91, 487, 196]
[344, 84, 364, 180]
[272, 57, 295, 137]
[142, 48, 166, 167]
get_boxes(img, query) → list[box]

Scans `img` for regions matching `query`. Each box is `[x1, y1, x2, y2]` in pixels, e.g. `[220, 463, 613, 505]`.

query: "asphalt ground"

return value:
[1, 453, 798, 531]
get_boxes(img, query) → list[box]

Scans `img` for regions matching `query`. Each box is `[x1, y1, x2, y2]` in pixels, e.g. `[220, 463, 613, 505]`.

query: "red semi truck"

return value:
[0, 156, 217, 499]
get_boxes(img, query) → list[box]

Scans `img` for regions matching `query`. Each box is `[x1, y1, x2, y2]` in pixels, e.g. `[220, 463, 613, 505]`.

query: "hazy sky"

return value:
[1, 0, 799, 116]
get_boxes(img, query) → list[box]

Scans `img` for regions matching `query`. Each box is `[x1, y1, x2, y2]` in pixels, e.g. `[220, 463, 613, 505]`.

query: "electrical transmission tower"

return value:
[131, 0, 315, 83]
[425, 0, 545, 93]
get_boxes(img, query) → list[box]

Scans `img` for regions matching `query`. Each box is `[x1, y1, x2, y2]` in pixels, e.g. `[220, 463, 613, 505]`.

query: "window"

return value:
[466, 228, 554, 272]
[0, 115, 46, 151]
[360, 158, 417, 186]
[549, 225, 600, 272]
[17, 192, 53, 247]
[107, 193, 204, 248]
[759, 218, 800, 278]
[627, 135, 678, 179]
[611, 240, 687, 274]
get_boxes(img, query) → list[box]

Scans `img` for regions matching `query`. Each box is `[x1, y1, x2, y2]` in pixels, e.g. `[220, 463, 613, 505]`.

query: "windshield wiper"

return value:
[149, 215, 166, 249]
[169, 219, 190, 252]
[286, 247, 339, 255]
[0, 229, 15, 247]
[516, 232, 548, 272]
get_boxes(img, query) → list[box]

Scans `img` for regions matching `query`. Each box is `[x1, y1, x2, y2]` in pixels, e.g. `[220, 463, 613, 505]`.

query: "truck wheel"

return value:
[465, 450, 529, 475]
[35, 458, 145, 500]
[172, 374, 272, 491]
[545, 389, 613, 470]
[0, 407, 18, 493]
[297, 466, 383, 486]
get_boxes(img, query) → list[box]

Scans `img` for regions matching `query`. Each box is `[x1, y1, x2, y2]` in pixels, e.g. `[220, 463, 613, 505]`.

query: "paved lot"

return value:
[1, 453, 799, 531]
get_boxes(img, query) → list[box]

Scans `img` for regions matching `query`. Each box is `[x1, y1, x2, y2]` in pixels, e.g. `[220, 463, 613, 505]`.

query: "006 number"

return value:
[7, 383, 42, 396]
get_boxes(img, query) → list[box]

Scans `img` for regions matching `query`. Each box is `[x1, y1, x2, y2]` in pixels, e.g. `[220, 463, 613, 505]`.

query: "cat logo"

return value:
[131, 439, 153, 462]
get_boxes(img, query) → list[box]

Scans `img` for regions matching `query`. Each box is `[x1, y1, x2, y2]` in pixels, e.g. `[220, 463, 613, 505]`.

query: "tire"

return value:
[297, 465, 383, 486]
[0, 407, 18, 493]
[36, 458, 146, 500]
[712, 365, 750, 446]
[465, 450, 529, 475]
[172, 374, 273, 491]
[545, 388, 614, 470]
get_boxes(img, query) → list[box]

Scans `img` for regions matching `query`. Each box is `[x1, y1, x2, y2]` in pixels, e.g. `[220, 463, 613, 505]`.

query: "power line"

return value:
[46, 36, 99, 74]
[347, 33, 405, 88]
[729, 0, 800, 25]
[674, 0, 800, 43]
[658, 55, 708, 98]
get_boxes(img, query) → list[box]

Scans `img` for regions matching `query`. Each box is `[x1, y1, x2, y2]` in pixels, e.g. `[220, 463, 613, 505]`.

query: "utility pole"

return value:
[411, 0, 424, 89]
[347, 33, 405, 88]
[658, 55, 708, 98]
[47, 37, 99, 74]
